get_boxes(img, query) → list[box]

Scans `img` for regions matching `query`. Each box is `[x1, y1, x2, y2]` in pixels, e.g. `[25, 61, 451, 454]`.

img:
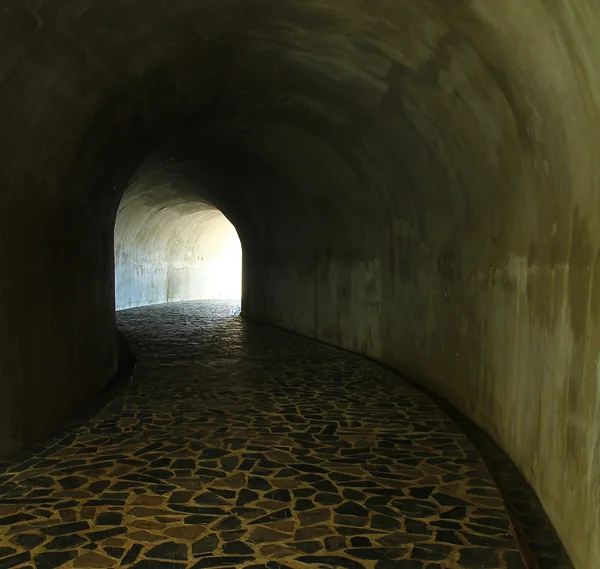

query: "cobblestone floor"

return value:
[0, 301, 528, 569]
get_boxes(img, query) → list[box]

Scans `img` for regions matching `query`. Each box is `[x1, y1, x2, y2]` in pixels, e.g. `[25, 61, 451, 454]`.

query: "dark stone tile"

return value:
[295, 556, 365, 569]
[34, 551, 77, 569]
[192, 557, 253, 568]
[9, 533, 45, 549]
[0, 513, 35, 525]
[213, 516, 242, 531]
[293, 541, 323, 553]
[458, 548, 501, 568]
[104, 547, 125, 559]
[146, 542, 188, 561]
[96, 512, 124, 525]
[264, 489, 291, 502]
[371, 514, 402, 531]
[121, 544, 144, 566]
[86, 527, 128, 540]
[248, 477, 271, 491]
[249, 508, 292, 525]
[41, 522, 90, 536]
[192, 534, 219, 556]
[130, 561, 187, 569]
[335, 502, 370, 517]
[222, 541, 253, 555]
[315, 493, 343, 506]
[410, 544, 452, 561]
[346, 548, 406, 560]
[0, 552, 31, 569]
[46, 534, 87, 550]
[295, 499, 315, 511]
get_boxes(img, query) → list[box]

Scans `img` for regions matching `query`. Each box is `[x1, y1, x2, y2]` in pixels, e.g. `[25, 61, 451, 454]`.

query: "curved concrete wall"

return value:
[114, 165, 241, 310]
[0, 1, 599, 566]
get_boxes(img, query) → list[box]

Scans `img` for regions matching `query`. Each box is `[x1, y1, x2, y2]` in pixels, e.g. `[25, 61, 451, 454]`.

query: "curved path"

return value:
[0, 301, 526, 569]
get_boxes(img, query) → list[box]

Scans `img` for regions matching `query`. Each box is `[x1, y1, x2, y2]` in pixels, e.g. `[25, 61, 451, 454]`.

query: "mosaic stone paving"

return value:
[0, 300, 529, 569]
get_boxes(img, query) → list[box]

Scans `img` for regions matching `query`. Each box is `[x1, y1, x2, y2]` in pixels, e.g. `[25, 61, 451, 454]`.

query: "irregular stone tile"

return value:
[127, 529, 164, 542]
[298, 508, 331, 526]
[458, 547, 501, 568]
[212, 516, 242, 531]
[222, 540, 254, 555]
[130, 561, 186, 569]
[41, 522, 90, 536]
[192, 557, 253, 568]
[46, 534, 87, 550]
[146, 542, 188, 561]
[0, 552, 31, 569]
[120, 544, 143, 566]
[260, 544, 298, 558]
[410, 543, 452, 561]
[248, 527, 290, 543]
[73, 552, 116, 568]
[9, 533, 45, 549]
[249, 509, 292, 525]
[217, 473, 246, 489]
[133, 496, 166, 506]
[191, 534, 219, 555]
[295, 556, 365, 569]
[34, 551, 77, 569]
[103, 548, 125, 559]
[97, 513, 124, 526]
[163, 526, 207, 540]
[295, 526, 333, 541]
[335, 503, 370, 518]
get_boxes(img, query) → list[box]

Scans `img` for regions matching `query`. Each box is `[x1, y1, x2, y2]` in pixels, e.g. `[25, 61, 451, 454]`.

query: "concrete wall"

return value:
[114, 168, 241, 310]
[0, 1, 599, 566]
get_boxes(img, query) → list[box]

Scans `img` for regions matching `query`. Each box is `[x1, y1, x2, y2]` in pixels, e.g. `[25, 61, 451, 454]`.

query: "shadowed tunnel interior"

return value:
[0, 1, 599, 567]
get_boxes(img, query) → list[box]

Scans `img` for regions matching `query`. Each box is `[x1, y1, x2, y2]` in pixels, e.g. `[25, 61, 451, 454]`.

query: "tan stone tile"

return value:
[298, 508, 331, 526]
[126, 530, 163, 542]
[294, 525, 333, 540]
[80, 507, 97, 520]
[163, 525, 208, 540]
[73, 552, 116, 568]
[271, 479, 302, 489]
[103, 538, 126, 546]
[132, 495, 165, 506]
[248, 527, 291, 543]
[216, 473, 246, 488]
[170, 478, 204, 490]
[129, 519, 164, 530]
[60, 509, 77, 522]
[266, 520, 295, 533]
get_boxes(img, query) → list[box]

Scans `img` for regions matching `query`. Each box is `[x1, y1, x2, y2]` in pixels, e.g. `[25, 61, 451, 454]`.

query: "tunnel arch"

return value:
[1, 1, 599, 567]
[114, 159, 242, 310]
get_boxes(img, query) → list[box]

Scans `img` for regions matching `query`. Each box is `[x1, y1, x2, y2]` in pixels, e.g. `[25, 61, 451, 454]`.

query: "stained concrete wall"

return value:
[114, 166, 241, 310]
[0, 1, 599, 567]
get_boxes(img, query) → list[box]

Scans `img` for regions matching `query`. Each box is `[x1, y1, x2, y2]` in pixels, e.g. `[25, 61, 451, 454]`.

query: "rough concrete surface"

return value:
[0, 1, 598, 567]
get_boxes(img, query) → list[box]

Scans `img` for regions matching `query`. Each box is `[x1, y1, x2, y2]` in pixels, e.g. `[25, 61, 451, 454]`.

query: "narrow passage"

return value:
[0, 301, 525, 569]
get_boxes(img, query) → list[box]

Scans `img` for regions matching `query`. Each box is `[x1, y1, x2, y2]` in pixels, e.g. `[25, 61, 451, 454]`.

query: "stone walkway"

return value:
[0, 301, 527, 569]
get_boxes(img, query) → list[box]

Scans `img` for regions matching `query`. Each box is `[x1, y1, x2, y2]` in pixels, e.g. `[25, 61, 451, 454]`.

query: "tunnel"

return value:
[0, 1, 598, 568]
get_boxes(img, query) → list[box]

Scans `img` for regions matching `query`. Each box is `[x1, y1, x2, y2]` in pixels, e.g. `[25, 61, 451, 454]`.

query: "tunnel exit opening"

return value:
[113, 176, 242, 311]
